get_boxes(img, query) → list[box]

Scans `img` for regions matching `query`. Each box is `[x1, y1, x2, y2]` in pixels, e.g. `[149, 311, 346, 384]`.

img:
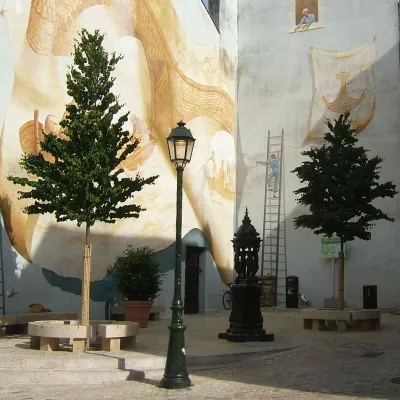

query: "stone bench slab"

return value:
[97, 321, 140, 352]
[302, 309, 351, 321]
[98, 321, 139, 339]
[350, 309, 381, 331]
[0, 313, 78, 336]
[29, 322, 90, 339]
[28, 321, 91, 353]
[302, 309, 351, 332]
[351, 309, 381, 320]
[302, 308, 381, 332]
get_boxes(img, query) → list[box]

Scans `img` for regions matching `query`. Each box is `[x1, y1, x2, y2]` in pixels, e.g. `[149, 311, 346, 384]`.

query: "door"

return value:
[184, 246, 201, 314]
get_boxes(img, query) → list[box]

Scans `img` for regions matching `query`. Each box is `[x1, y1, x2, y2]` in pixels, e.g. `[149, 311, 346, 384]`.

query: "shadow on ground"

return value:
[186, 313, 400, 400]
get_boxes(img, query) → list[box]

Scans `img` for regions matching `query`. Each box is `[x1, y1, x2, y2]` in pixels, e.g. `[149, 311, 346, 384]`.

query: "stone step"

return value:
[0, 344, 296, 373]
[0, 346, 300, 385]
[0, 355, 120, 370]
[123, 354, 167, 371]
[0, 354, 166, 371]
[0, 368, 144, 384]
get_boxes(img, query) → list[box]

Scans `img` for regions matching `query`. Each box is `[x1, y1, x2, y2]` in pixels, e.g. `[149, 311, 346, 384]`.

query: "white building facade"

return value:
[236, 0, 400, 308]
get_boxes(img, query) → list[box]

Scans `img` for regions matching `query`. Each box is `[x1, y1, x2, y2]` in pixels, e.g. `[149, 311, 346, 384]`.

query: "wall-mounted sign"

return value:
[321, 237, 345, 259]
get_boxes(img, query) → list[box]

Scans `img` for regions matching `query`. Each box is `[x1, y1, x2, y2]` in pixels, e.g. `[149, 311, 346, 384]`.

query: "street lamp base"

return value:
[160, 321, 191, 390]
[159, 375, 192, 390]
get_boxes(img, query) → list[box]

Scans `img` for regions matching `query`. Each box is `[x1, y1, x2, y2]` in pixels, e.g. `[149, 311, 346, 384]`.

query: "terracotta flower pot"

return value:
[28, 303, 44, 313]
[121, 300, 153, 328]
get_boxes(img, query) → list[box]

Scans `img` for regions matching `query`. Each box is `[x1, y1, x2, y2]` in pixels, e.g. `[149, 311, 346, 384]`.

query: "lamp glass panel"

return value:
[186, 140, 195, 161]
[167, 138, 175, 161]
[175, 139, 187, 161]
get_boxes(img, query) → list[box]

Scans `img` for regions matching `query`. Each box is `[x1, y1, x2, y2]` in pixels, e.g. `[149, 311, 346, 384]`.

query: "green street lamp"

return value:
[160, 121, 196, 390]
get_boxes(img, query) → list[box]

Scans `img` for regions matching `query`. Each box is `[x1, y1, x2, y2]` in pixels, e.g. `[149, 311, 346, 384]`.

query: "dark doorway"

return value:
[184, 246, 202, 314]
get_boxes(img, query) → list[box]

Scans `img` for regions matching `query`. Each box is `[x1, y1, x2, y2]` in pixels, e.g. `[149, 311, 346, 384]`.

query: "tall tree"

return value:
[8, 29, 158, 341]
[292, 113, 397, 310]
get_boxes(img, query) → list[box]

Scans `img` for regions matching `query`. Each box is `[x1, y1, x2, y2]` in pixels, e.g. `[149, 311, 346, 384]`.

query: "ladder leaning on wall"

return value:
[260, 130, 287, 307]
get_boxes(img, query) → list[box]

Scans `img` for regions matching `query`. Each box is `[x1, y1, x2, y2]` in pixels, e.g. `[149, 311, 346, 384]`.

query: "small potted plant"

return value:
[112, 245, 164, 328]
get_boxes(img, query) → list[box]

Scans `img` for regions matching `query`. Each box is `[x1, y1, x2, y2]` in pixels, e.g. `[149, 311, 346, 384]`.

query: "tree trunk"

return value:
[338, 239, 345, 310]
[81, 223, 92, 350]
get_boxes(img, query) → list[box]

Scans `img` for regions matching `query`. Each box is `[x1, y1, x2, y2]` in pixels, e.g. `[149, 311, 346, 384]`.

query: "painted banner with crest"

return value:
[307, 38, 376, 142]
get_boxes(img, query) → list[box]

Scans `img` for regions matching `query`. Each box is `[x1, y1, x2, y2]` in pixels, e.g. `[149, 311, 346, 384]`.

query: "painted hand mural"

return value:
[0, 0, 236, 283]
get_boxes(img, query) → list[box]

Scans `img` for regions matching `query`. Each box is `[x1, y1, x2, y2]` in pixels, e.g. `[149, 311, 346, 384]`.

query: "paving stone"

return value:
[1, 311, 400, 399]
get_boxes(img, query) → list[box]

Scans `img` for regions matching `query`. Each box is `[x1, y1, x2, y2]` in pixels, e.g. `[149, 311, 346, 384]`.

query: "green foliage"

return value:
[8, 29, 158, 228]
[112, 246, 165, 301]
[292, 112, 398, 243]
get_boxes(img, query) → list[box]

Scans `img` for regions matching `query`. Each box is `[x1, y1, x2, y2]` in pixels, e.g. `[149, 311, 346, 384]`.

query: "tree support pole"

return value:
[81, 224, 91, 350]
[338, 240, 345, 310]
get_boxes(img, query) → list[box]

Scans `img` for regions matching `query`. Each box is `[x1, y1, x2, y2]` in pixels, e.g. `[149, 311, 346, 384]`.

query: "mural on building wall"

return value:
[0, 0, 236, 287]
[206, 130, 235, 201]
[292, 0, 320, 33]
[19, 111, 156, 174]
[256, 153, 281, 198]
[307, 38, 376, 142]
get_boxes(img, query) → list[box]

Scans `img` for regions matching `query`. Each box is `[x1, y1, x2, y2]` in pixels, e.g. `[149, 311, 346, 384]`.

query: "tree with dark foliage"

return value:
[8, 29, 158, 339]
[292, 113, 397, 309]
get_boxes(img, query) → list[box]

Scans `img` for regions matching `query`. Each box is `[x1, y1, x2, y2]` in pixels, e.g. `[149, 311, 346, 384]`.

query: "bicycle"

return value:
[222, 287, 266, 310]
[222, 289, 232, 310]
[260, 288, 266, 308]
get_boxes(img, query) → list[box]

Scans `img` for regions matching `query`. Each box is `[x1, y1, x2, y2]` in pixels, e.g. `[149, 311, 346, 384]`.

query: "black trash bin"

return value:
[363, 285, 377, 309]
[286, 276, 299, 308]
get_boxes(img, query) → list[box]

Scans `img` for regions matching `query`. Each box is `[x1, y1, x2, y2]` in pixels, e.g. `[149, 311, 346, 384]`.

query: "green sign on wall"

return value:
[321, 237, 345, 259]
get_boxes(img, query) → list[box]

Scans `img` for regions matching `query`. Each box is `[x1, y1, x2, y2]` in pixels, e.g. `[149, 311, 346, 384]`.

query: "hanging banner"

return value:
[307, 38, 376, 142]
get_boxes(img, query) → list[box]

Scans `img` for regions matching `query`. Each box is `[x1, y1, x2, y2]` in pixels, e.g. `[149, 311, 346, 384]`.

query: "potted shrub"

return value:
[112, 246, 164, 327]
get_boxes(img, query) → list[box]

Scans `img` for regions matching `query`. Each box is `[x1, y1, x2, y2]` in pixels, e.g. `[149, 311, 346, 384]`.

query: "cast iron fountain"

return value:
[218, 208, 275, 342]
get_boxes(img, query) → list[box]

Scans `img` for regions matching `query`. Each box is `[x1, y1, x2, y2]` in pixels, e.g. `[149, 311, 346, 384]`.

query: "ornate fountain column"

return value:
[219, 209, 275, 342]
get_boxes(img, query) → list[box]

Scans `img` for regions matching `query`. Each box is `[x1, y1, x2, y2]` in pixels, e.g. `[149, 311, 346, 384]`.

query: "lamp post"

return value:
[160, 121, 195, 390]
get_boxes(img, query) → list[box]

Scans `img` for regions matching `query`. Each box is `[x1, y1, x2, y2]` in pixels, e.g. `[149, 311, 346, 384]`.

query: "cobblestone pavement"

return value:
[1, 312, 400, 399]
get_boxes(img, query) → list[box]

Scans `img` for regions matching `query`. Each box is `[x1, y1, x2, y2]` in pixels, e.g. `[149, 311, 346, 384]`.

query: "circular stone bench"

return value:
[349, 309, 381, 331]
[96, 321, 140, 352]
[28, 320, 91, 353]
[88, 320, 129, 346]
[302, 309, 352, 332]
[302, 308, 381, 332]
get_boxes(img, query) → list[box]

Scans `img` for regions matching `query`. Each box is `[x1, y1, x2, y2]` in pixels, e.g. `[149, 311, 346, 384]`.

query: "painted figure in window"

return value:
[295, 8, 315, 31]
[257, 153, 280, 197]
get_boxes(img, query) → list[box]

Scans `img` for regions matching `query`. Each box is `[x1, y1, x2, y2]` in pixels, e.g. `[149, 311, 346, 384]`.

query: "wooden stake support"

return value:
[81, 244, 92, 350]
[338, 251, 344, 310]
